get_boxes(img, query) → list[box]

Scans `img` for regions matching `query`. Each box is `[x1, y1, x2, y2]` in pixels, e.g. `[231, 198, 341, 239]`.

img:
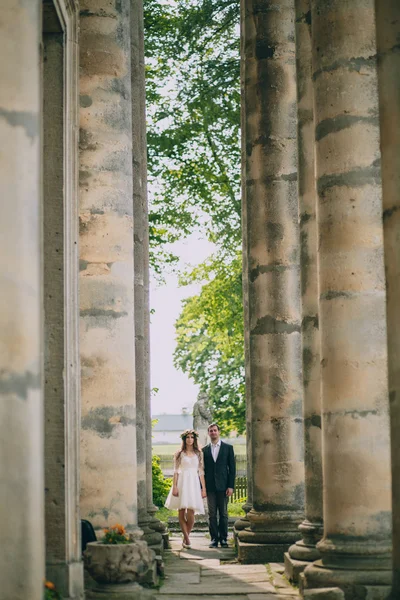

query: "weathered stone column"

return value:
[134, 0, 168, 543]
[303, 1, 392, 596]
[0, 3, 44, 599]
[375, 2, 400, 596]
[237, 0, 305, 564]
[284, 0, 323, 583]
[131, 0, 163, 553]
[234, 0, 253, 537]
[79, 0, 141, 534]
[42, 3, 84, 597]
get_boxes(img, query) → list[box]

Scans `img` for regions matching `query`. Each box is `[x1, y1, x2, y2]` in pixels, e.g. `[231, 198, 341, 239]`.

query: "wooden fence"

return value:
[229, 475, 247, 503]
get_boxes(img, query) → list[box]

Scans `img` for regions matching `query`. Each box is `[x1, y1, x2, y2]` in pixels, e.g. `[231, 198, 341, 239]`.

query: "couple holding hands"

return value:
[165, 423, 236, 549]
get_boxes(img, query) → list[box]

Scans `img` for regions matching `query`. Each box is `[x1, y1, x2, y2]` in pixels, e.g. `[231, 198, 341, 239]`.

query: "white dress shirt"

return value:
[211, 440, 221, 462]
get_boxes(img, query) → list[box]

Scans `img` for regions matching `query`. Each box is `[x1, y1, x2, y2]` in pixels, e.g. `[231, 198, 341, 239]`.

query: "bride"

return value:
[165, 429, 206, 548]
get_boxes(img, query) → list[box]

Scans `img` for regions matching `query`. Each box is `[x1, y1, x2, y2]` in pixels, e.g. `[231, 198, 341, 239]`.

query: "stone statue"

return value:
[192, 392, 213, 447]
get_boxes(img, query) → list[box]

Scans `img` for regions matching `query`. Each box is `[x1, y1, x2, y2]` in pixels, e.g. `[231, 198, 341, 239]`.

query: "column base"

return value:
[302, 589, 345, 599]
[138, 513, 163, 549]
[284, 552, 309, 583]
[304, 560, 392, 600]
[86, 582, 155, 599]
[147, 504, 167, 532]
[285, 536, 322, 582]
[237, 539, 292, 563]
[147, 504, 169, 548]
[233, 502, 252, 546]
[234, 516, 250, 531]
[289, 539, 321, 562]
[237, 508, 303, 562]
[46, 560, 84, 599]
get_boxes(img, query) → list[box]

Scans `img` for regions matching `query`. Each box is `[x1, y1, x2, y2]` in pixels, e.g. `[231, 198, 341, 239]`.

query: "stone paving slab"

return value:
[153, 535, 300, 599]
[199, 574, 271, 585]
[158, 597, 247, 600]
[178, 549, 236, 561]
[200, 559, 222, 568]
[269, 564, 285, 574]
[163, 571, 201, 585]
[248, 595, 301, 600]
[271, 573, 292, 588]
[202, 565, 269, 574]
[159, 583, 276, 595]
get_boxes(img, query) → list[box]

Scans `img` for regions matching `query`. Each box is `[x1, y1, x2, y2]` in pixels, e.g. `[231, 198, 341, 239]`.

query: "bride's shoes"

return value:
[182, 538, 191, 549]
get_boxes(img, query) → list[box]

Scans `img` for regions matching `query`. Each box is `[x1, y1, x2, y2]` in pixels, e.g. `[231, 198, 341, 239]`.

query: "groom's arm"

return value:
[227, 445, 236, 490]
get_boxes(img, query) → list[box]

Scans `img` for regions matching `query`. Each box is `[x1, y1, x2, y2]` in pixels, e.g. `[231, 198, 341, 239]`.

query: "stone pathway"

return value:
[153, 534, 300, 600]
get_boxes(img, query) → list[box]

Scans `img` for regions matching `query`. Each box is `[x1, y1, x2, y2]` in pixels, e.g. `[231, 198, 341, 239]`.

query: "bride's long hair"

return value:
[174, 429, 202, 468]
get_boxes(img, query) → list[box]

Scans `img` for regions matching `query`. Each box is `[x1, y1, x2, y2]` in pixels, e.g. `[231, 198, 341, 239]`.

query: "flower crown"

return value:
[180, 428, 199, 440]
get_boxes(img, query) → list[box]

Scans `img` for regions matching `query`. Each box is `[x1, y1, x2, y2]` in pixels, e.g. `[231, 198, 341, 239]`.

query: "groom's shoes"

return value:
[220, 540, 228, 548]
[209, 540, 218, 548]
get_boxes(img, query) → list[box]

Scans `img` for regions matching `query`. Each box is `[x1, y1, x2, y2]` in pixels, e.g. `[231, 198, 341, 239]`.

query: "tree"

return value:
[144, 0, 241, 268]
[144, 0, 245, 432]
[174, 255, 245, 435]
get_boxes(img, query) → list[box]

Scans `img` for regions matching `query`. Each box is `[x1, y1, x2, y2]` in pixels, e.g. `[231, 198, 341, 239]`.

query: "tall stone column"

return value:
[234, 0, 253, 537]
[42, 3, 84, 597]
[0, 3, 44, 599]
[375, 2, 400, 596]
[135, 0, 168, 543]
[284, 0, 323, 583]
[79, 0, 141, 534]
[304, 1, 392, 596]
[237, 0, 305, 564]
[131, 0, 163, 552]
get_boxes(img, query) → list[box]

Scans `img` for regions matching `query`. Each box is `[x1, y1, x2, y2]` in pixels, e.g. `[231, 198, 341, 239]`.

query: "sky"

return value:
[150, 234, 214, 417]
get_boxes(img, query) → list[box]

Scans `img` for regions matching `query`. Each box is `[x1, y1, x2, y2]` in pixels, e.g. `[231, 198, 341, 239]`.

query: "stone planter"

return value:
[84, 541, 157, 598]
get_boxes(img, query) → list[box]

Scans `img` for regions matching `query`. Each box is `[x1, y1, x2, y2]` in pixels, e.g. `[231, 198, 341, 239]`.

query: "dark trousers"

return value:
[207, 491, 228, 542]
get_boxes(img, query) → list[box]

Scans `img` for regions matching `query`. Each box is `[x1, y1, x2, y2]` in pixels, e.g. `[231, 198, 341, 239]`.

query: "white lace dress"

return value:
[165, 452, 205, 514]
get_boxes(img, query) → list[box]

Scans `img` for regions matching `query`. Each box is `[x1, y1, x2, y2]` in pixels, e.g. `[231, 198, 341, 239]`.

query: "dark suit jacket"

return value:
[203, 441, 236, 493]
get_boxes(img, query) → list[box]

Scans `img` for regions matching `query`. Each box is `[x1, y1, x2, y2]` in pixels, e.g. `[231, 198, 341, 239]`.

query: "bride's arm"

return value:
[198, 453, 207, 498]
[172, 452, 180, 496]
[200, 472, 207, 498]
[172, 471, 179, 496]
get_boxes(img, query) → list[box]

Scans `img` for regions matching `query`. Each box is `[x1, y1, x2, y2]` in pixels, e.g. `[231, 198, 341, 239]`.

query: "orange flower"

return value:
[45, 581, 55, 590]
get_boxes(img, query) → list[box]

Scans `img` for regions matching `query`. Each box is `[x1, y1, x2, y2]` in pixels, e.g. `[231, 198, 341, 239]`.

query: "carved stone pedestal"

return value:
[84, 541, 157, 598]
[86, 582, 155, 600]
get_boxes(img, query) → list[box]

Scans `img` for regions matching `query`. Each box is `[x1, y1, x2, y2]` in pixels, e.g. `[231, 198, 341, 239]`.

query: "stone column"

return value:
[135, 0, 168, 543]
[0, 3, 44, 599]
[375, 2, 400, 596]
[284, 0, 323, 583]
[79, 0, 141, 534]
[303, 1, 392, 596]
[237, 0, 305, 564]
[42, 3, 84, 597]
[131, 0, 163, 553]
[234, 0, 253, 537]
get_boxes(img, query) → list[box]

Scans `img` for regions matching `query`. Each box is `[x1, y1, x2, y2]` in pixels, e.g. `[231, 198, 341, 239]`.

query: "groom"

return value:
[203, 423, 236, 548]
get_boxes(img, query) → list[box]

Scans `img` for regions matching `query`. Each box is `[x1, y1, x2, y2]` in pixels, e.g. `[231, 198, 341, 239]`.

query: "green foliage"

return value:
[144, 0, 245, 432]
[174, 255, 245, 434]
[228, 502, 246, 517]
[144, 0, 241, 271]
[152, 455, 172, 507]
[155, 507, 175, 523]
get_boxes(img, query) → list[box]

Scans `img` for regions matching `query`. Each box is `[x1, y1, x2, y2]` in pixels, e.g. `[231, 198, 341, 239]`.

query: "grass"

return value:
[228, 502, 245, 517]
[155, 501, 245, 522]
[155, 507, 174, 523]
